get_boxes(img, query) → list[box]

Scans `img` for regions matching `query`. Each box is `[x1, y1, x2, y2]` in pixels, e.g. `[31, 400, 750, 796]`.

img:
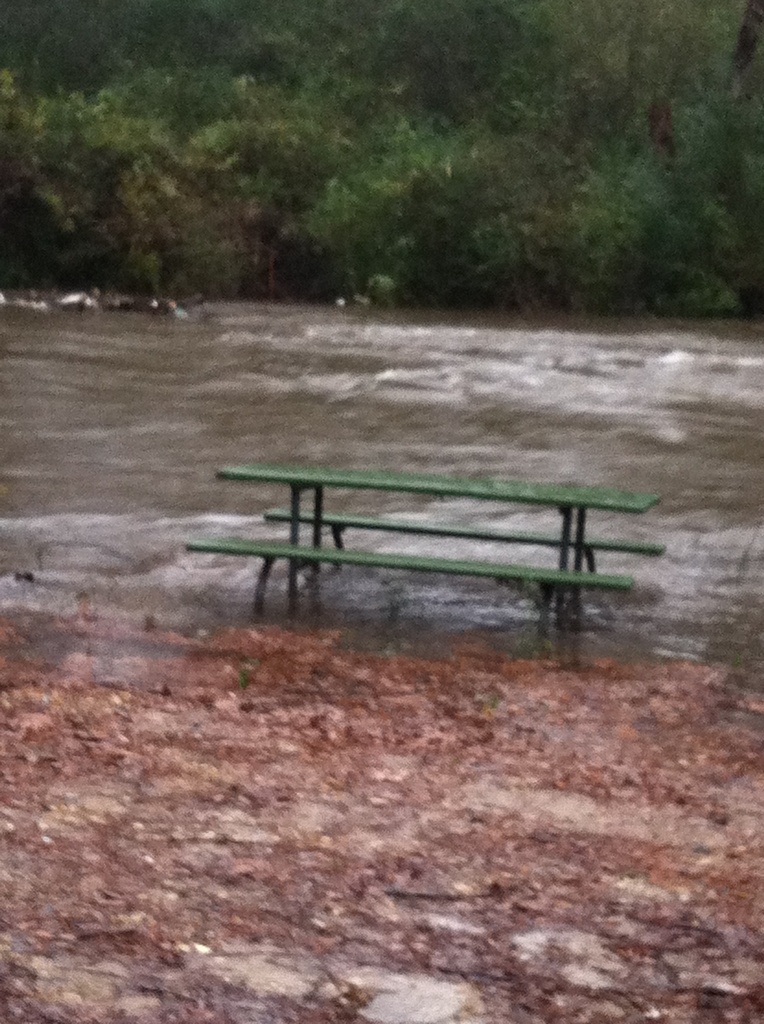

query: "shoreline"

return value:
[0, 610, 762, 1022]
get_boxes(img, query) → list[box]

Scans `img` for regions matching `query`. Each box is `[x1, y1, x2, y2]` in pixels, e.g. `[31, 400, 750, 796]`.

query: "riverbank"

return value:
[0, 610, 762, 1022]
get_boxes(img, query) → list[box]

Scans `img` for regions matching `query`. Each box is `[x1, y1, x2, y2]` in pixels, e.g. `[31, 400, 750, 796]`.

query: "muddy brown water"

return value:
[1, 302, 763, 675]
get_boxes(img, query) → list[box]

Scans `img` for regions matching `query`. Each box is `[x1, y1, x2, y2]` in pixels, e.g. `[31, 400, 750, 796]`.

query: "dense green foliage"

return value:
[1, 0, 763, 313]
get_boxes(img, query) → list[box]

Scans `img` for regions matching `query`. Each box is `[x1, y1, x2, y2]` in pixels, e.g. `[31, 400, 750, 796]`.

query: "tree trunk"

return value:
[732, 0, 764, 97]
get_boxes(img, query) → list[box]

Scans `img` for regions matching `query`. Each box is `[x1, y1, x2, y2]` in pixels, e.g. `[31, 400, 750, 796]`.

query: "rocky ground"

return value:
[0, 611, 762, 1024]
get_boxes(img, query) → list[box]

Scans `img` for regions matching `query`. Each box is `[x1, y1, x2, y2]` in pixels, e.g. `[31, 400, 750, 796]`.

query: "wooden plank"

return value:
[262, 509, 666, 556]
[217, 464, 659, 513]
[186, 538, 634, 590]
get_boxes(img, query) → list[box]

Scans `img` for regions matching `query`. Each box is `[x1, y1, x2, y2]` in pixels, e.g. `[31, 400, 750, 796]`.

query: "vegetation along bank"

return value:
[3, 1, 764, 315]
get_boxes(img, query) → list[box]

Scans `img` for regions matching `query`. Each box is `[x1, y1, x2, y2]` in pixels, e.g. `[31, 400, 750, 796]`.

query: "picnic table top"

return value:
[217, 464, 660, 513]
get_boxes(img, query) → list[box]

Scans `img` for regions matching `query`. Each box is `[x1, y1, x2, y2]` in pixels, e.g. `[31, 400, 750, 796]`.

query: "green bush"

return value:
[0, 1, 763, 313]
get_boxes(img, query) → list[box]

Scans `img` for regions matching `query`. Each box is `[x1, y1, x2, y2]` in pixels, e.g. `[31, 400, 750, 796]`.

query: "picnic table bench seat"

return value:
[185, 537, 634, 616]
[262, 508, 665, 572]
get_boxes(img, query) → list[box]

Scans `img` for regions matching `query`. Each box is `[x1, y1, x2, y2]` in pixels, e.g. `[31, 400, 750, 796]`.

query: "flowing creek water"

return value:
[1, 303, 763, 675]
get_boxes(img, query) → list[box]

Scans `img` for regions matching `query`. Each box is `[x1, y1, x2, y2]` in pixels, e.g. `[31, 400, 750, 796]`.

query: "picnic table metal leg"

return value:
[254, 556, 275, 615]
[570, 506, 586, 627]
[330, 523, 345, 572]
[310, 485, 324, 581]
[557, 507, 572, 570]
[312, 486, 324, 549]
[556, 506, 573, 623]
[289, 485, 302, 546]
[573, 507, 586, 571]
[288, 484, 301, 615]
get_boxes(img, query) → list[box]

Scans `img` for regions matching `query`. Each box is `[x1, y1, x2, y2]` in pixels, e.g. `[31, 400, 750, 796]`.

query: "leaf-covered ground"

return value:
[0, 611, 762, 1023]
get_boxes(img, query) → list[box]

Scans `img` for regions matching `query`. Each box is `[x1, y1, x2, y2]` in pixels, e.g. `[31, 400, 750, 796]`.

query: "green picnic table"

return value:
[187, 463, 663, 621]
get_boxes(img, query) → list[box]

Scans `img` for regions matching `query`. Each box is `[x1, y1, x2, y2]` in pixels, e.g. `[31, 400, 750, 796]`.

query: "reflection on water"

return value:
[1, 304, 763, 676]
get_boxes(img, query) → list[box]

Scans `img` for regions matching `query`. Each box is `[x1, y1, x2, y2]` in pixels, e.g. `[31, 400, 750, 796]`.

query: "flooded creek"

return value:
[1, 303, 763, 675]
